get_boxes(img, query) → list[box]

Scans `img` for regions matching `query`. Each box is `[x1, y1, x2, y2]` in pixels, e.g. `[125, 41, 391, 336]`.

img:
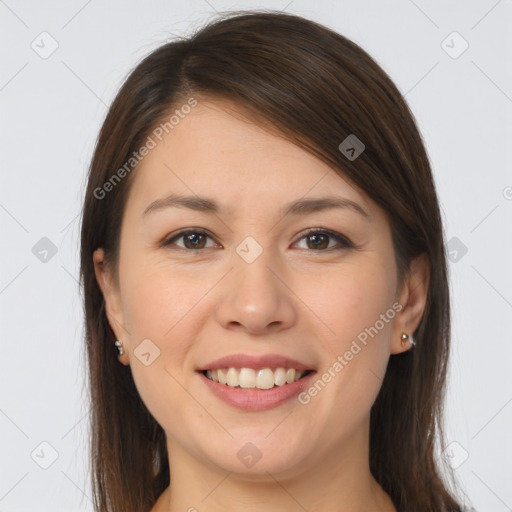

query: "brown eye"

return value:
[163, 229, 218, 250]
[305, 233, 329, 250]
[294, 229, 353, 251]
[163, 228, 353, 252]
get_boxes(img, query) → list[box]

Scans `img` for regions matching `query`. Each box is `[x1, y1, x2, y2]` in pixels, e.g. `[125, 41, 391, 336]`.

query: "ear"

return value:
[390, 253, 430, 354]
[93, 248, 129, 365]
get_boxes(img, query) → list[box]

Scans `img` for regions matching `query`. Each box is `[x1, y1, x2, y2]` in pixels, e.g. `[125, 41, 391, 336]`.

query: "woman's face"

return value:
[94, 98, 422, 479]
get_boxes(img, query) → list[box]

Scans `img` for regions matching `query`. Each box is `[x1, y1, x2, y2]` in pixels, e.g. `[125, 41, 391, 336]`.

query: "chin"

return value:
[198, 432, 312, 479]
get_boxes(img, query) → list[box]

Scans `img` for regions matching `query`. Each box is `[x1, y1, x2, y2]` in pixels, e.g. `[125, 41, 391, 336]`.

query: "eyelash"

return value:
[162, 228, 354, 252]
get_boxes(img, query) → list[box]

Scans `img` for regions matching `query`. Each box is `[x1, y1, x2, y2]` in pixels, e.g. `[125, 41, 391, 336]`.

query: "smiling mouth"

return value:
[201, 367, 314, 390]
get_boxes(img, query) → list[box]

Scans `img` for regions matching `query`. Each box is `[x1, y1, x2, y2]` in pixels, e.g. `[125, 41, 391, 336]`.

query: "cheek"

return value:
[119, 263, 208, 435]
[120, 259, 213, 342]
[299, 259, 395, 420]
[307, 258, 396, 348]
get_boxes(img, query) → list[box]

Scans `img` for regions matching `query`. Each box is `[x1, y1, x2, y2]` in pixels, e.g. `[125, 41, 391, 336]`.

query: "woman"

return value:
[80, 10, 464, 512]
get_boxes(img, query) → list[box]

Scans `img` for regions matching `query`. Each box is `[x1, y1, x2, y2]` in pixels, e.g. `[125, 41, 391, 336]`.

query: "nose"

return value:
[213, 245, 298, 335]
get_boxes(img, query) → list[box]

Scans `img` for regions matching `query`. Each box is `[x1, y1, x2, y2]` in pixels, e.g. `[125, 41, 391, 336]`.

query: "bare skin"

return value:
[94, 97, 429, 512]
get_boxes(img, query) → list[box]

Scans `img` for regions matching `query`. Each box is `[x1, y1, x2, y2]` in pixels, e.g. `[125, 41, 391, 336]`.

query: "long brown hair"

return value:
[80, 10, 463, 511]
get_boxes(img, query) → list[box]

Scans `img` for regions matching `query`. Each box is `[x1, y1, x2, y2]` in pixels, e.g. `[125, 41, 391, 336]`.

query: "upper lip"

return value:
[197, 353, 316, 372]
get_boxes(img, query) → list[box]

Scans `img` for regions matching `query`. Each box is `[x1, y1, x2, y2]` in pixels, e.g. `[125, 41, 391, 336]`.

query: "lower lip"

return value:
[197, 371, 316, 411]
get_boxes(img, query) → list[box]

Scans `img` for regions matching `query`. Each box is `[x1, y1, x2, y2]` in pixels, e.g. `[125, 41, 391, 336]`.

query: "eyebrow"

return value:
[143, 193, 370, 219]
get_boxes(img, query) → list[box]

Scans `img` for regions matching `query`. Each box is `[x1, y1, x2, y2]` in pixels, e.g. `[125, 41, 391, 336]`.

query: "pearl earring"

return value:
[114, 339, 124, 356]
[400, 332, 415, 347]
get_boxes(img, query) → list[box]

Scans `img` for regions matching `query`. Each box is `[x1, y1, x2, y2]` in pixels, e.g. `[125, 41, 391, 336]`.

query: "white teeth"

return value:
[256, 368, 275, 390]
[204, 367, 308, 389]
[239, 368, 256, 388]
[274, 367, 287, 386]
[226, 367, 238, 387]
[217, 368, 227, 384]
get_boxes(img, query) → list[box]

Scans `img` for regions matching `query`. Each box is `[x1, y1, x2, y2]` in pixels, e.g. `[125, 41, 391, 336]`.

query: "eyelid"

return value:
[162, 227, 354, 251]
[294, 227, 354, 250]
[162, 228, 219, 249]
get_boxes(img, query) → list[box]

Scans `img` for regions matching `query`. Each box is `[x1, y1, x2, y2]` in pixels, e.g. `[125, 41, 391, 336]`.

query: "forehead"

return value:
[126, 99, 373, 218]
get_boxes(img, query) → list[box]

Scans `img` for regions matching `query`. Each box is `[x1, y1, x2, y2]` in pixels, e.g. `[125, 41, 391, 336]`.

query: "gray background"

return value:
[1, 0, 511, 510]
